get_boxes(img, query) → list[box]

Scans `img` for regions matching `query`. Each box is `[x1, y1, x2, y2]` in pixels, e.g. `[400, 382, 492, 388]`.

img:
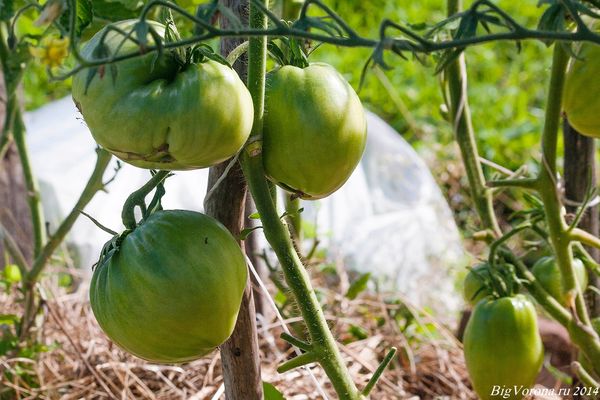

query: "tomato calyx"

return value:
[464, 261, 521, 305]
[92, 171, 170, 271]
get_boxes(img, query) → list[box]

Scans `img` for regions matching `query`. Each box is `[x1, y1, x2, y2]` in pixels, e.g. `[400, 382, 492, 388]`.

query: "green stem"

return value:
[571, 228, 600, 251]
[0, 221, 30, 277]
[361, 347, 397, 397]
[284, 195, 302, 247]
[121, 170, 170, 229]
[537, 45, 590, 325]
[240, 1, 363, 398]
[12, 107, 46, 257]
[19, 148, 112, 339]
[25, 149, 112, 285]
[444, 0, 500, 236]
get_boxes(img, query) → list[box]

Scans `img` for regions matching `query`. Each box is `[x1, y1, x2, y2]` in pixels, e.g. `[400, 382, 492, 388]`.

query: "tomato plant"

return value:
[263, 63, 367, 200]
[563, 42, 600, 138]
[463, 295, 544, 400]
[72, 20, 254, 170]
[532, 256, 588, 306]
[89, 210, 247, 363]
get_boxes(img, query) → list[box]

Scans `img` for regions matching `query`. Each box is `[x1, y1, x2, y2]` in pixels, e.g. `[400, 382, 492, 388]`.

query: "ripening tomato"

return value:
[262, 63, 367, 200]
[89, 210, 247, 363]
[463, 295, 544, 400]
[72, 20, 254, 170]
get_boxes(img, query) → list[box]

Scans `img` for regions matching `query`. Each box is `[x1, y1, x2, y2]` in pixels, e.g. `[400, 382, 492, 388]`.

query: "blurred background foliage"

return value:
[22, 0, 554, 230]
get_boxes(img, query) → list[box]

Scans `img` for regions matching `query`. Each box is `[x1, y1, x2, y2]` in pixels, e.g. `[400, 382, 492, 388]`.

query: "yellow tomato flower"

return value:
[30, 36, 70, 68]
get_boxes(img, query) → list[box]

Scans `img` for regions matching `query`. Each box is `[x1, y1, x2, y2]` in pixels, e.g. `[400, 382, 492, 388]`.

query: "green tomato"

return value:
[532, 256, 588, 306]
[72, 20, 254, 170]
[464, 295, 544, 400]
[463, 263, 493, 306]
[89, 210, 247, 363]
[563, 43, 600, 138]
[263, 63, 367, 200]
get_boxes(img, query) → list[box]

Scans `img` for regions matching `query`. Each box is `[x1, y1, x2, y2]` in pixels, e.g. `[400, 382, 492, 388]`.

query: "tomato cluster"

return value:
[74, 20, 366, 363]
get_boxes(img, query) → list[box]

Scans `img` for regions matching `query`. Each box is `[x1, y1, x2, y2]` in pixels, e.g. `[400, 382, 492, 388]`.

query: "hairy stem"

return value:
[240, 0, 363, 398]
[444, 0, 500, 235]
[19, 149, 112, 339]
[121, 170, 169, 229]
[537, 45, 590, 325]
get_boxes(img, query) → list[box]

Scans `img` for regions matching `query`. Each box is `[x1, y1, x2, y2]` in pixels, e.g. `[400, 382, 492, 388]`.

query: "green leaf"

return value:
[248, 212, 261, 220]
[0, 0, 15, 21]
[348, 324, 368, 341]
[239, 226, 262, 240]
[3, 264, 22, 283]
[0, 314, 19, 326]
[345, 272, 371, 300]
[65, 0, 93, 36]
[105, 0, 140, 10]
[92, 0, 140, 21]
[263, 382, 285, 400]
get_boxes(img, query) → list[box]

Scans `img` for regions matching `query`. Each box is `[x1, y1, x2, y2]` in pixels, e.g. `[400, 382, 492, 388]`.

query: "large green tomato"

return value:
[263, 63, 367, 200]
[89, 210, 247, 363]
[563, 43, 600, 138]
[72, 20, 254, 170]
[532, 256, 587, 306]
[463, 263, 493, 306]
[464, 295, 543, 400]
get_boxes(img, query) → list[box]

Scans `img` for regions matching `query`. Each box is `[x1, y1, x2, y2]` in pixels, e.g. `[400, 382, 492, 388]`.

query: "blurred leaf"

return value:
[92, 0, 141, 21]
[537, 2, 565, 45]
[58, 273, 73, 288]
[3, 264, 22, 284]
[249, 212, 261, 220]
[274, 290, 287, 307]
[0, 0, 15, 21]
[348, 324, 368, 341]
[345, 272, 371, 300]
[239, 226, 262, 240]
[0, 314, 19, 326]
[263, 382, 285, 400]
[106, 0, 141, 10]
[59, 0, 92, 36]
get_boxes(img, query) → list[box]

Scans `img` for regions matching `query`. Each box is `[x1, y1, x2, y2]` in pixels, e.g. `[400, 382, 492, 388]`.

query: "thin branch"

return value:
[0, 221, 31, 277]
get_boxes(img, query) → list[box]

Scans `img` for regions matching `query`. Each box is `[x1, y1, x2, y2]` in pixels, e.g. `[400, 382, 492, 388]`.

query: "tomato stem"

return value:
[239, 1, 366, 398]
[121, 170, 170, 230]
[443, 0, 501, 237]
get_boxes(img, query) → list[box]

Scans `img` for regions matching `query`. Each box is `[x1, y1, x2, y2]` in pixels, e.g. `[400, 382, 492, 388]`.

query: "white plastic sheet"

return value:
[25, 97, 464, 313]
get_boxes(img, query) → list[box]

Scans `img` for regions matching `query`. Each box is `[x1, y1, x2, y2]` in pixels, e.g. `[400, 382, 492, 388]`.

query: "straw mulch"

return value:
[1, 265, 474, 400]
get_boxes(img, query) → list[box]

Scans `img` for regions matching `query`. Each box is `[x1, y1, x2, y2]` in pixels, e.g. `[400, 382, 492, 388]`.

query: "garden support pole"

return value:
[563, 120, 599, 317]
[203, 1, 263, 399]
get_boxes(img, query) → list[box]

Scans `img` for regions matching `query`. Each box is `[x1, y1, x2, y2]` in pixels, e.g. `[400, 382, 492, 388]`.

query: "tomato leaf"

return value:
[345, 272, 371, 300]
[263, 382, 285, 400]
[0, 0, 15, 21]
[92, 0, 140, 21]
[59, 0, 92, 37]
[239, 226, 262, 241]
[106, 0, 141, 10]
[0, 314, 19, 326]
